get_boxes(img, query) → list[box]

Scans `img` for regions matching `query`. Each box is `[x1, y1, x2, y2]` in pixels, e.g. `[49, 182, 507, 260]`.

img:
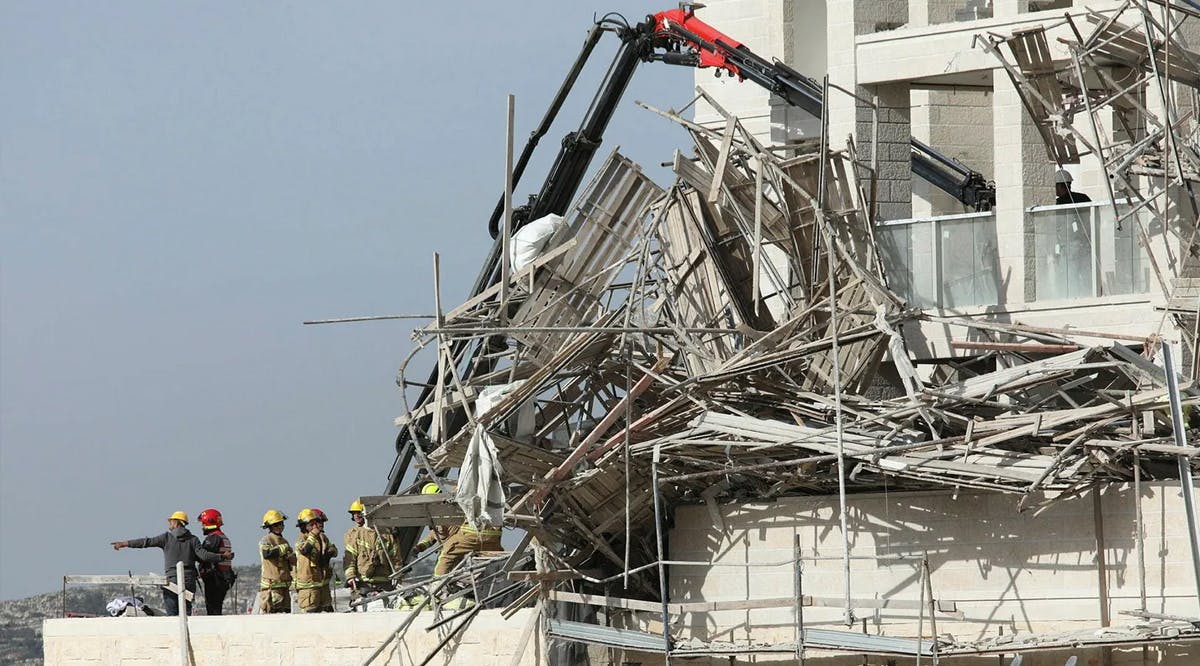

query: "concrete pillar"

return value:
[771, 0, 826, 142]
[864, 83, 913, 221]
[911, 0, 990, 26]
[913, 88, 995, 217]
[828, 1, 912, 221]
[993, 69, 1053, 305]
[992, 0, 1033, 18]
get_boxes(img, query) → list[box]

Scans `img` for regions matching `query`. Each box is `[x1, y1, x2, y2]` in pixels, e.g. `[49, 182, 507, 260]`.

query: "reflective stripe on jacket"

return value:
[259, 533, 294, 590]
[459, 523, 502, 538]
[343, 526, 398, 583]
[416, 523, 460, 551]
[294, 532, 336, 587]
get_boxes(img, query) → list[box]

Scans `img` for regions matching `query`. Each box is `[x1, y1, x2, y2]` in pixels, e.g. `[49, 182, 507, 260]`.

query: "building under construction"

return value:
[44, 1, 1200, 664]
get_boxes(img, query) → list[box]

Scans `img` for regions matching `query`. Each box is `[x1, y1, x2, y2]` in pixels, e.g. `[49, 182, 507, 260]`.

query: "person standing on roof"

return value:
[295, 508, 338, 612]
[257, 509, 295, 613]
[1055, 169, 1092, 205]
[343, 499, 399, 608]
[111, 511, 232, 616]
[196, 508, 236, 615]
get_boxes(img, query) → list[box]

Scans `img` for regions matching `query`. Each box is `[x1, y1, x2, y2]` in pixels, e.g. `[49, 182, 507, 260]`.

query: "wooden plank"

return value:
[361, 493, 464, 527]
[707, 115, 738, 203]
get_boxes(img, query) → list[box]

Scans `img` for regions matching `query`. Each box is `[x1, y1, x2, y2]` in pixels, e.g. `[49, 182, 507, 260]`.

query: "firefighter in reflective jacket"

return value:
[294, 508, 337, 612]
[412, 483, 459, 573]
[411, 483, 502, 576]
[343, 499, 399, 605]
[258, 509, 295, 614]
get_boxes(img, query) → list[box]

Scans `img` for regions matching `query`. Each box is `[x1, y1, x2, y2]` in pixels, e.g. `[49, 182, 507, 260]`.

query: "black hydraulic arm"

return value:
[386, 19, 651, 494]
[651, 10, 995, 211]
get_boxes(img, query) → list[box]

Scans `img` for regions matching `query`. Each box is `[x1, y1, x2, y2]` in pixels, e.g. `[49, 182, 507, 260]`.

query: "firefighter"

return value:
[257, 509, 295, 614]
[295, 508, 337, 612]
[343, 499, 399, 607]
[412, 483, 459, 573]
[434, 522, 502, 577]
[111, 511, 231, 616]
[412, 483, 502, 576]
[196, 508, 236, 615]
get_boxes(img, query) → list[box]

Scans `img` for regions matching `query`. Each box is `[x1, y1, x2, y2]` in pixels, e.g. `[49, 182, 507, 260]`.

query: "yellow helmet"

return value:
[168, 511, 189, 524]
[261, 510, 286, 528]
[297, 508, 316, 524]
[348, 499, 364, 513]
[421, 482, 441, 495]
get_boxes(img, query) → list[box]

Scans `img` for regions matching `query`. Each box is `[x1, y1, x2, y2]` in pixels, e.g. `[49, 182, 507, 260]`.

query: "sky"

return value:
[0, 2, 692, 600]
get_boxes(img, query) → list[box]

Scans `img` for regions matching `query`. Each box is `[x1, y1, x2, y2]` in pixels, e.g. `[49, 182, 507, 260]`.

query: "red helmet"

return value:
[311, 508, 328, 523]
[198, 509, 223, 528]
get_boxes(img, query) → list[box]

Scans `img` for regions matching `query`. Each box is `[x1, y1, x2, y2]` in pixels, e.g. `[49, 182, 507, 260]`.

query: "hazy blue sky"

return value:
[0, 2, 691, 600]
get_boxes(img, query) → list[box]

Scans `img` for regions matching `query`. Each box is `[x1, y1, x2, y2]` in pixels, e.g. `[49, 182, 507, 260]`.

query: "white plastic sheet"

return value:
[455, 382, 523, 529]
[509, 213, 565, 272]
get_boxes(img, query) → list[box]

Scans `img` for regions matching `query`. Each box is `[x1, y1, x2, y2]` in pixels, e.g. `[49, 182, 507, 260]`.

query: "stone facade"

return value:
[692, 0, 1186, 359]
[607, 482, 1200, 664]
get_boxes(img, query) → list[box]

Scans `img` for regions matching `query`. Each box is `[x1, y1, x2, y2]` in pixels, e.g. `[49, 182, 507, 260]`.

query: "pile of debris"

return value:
[382, 93, 1198, 601]
[342, 29, 1200, 650]
[979, 0, 1200, 330]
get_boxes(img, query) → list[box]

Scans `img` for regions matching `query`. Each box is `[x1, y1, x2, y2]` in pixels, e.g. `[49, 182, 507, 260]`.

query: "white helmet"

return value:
[1054, 169, 1073, 185]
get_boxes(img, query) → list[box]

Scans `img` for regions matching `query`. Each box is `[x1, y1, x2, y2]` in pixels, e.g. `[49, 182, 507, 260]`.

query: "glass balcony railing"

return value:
[1028, 201, 1152, 301]
[876, 211, 1000, 309]
[878, 202, 1154, 311]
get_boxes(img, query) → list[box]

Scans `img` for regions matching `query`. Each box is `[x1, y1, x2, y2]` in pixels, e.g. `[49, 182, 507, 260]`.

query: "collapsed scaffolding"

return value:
[333, 5, 1200, 660]
[978, 0, 1200, 366]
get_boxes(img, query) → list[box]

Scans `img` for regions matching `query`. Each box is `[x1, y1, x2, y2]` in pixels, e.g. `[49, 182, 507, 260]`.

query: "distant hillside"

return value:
[0, 565, 263, 665]
[2, 551, 432, 664]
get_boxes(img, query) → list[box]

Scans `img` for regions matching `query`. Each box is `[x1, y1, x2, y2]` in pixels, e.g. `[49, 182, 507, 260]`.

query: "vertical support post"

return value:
[623, 351, 633, 589]
[652, 445, 671, 662]
[1162, 345, 1200, 601]
[820, 74, 853, 628]
[61, 576, 66, 618]
[501, 94, 514, 323]
[432, 253, 445, 440]
[129, 571, 138, 617]
[923, 556, 939, 664]
[1093, 487, 1112, 631]
[752, 154, 764, 318]
[177, 561, 190, 666]
[794, 534, 805, 665]
[1135, 448, 1147, 610]
[916, 559, 925, 666]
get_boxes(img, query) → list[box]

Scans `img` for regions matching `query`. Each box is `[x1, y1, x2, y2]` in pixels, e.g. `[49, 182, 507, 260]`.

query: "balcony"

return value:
[877, 201, 1153, 312]
[1028, 200, 1152, 301]
[877, 210, 1000, 310]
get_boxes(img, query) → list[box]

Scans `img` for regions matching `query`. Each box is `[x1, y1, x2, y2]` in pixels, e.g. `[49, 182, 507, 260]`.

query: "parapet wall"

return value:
[44, 608, 543, 665]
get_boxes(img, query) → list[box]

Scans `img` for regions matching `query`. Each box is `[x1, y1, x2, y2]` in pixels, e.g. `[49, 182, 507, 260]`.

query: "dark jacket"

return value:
[199, 529, 234, 579]
[1056, 190, 1091, 205]
[126, 526, 222, 580]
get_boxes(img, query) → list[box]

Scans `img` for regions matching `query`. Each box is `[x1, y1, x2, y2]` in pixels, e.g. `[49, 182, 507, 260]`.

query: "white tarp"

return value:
[509, 213, 565, 272]
[455, 382, 521, 529]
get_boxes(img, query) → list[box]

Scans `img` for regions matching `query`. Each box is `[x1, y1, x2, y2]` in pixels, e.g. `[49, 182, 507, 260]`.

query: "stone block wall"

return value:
[44, 608, 543, 665]
[665, 481, 1200, 649]
[912, 88, 994, 216]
